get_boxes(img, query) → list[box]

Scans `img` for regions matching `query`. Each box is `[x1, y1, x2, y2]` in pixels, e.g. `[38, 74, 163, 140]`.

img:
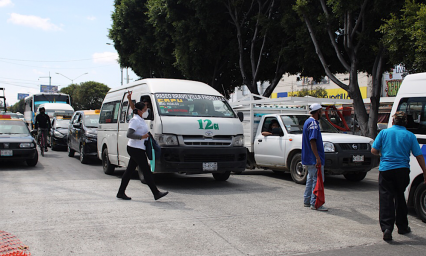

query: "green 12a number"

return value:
[197, 119, 219, 130]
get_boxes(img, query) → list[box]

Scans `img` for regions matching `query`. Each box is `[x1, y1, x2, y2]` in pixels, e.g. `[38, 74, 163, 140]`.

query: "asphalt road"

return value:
[1, 150, 426, 256]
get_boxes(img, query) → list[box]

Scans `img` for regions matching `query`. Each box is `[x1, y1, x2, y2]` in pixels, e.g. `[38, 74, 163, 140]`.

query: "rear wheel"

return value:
[344, 172, 367, 182]
[290, 153, 306, 184]
[80, 144, 88, 164]
[414, 183, 426, 223]
[213, 171, 231, 181]
[102, 147, 115, 175]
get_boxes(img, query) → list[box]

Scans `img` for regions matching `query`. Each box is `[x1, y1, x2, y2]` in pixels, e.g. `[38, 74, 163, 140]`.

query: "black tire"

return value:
[344, 172, 367, 182]
[414, 183, 426, 223]
[102, 147, 115, 175]
[213, 171, 231, 181]
[67, 144, 75, 157]
[26, 152, 38, 167]
[51, 141, 57, 151]
[290, 153, 306, 184]
[80, 144, 88, 164]
[40, 145, 44, 157]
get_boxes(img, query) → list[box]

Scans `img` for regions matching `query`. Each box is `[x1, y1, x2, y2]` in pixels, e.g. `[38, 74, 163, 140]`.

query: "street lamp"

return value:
[56, 72, 88, 84]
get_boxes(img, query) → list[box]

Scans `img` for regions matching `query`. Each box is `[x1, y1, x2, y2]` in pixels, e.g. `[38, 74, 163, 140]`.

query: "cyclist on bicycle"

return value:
[34, 107, 51, 152]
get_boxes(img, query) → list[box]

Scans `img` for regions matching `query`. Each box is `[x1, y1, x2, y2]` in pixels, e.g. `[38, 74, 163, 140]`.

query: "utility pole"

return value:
[39, 72, 52, 85]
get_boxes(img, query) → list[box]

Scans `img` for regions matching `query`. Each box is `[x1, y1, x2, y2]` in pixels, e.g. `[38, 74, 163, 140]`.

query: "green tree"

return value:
[294, 87, 328, 98]
[60, 82, 109, 111]
[9, 99, 25, 113]
[380, 0, 426, 73]
[294, 0, 403, 138]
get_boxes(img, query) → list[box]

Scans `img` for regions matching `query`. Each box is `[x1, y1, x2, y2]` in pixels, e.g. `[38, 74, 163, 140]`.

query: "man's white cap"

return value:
[309, 103, 322, 113]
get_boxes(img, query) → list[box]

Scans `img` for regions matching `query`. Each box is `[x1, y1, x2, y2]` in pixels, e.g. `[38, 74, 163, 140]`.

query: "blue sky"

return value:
[0, 0, 137, 106]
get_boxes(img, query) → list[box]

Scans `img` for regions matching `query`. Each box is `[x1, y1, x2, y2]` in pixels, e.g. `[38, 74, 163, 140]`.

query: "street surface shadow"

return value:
[0, 160, 44, 171]
[68, 155, 102, 166]
[112, 169, 281, 195]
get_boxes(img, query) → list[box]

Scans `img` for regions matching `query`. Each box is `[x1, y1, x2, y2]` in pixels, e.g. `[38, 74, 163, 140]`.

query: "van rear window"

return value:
[154, 93, 236, 118]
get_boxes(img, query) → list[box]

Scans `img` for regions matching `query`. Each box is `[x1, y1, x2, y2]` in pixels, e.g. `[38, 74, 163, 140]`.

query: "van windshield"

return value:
[155, 93, 236, 118]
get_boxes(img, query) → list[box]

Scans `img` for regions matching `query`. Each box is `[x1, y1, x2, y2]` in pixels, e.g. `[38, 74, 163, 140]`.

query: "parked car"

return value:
[48, 115, 72, 150]
[67, 110, 100, 164]
[0, 114, 38, 166]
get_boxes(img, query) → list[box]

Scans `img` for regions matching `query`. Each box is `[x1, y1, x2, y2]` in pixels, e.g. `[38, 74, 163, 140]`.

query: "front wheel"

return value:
[102, 147, 115, 175]
[290, 153, 306, 184]
[414, 183, 426, 223]
[67, 141, 75, 157]
[80, 144, 88, 164]
[344, 172, 367, 182]
[26, 152, 38, 166]
[213, 171, 231, 181]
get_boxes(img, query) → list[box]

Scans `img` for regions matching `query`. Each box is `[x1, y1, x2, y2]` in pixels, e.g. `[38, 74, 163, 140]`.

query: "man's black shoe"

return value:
[117, 193, 131, 200]
[383, 229, 392, 241]
[154, 191, 168, 200]
[398, 226, 411, 235]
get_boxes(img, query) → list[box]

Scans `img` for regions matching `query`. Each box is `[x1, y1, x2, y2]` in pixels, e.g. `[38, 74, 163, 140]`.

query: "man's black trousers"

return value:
[379, 168, 410, 232]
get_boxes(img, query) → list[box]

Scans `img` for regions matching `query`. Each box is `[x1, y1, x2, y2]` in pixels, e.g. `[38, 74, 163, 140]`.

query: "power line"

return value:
[0, 60, 117, 69]
[0, 55, 118, 63]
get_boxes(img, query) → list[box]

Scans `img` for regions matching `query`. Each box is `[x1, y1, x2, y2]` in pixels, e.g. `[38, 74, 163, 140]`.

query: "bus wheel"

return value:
[414, 183, 426, 223]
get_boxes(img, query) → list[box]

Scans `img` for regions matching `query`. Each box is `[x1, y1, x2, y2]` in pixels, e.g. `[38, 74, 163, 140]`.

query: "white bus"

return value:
[389, 72, 426, 222]
[24, 93, 71, 128]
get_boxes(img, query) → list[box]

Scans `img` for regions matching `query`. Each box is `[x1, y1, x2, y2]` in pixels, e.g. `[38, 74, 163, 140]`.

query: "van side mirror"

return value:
[237, 112, 244, 122]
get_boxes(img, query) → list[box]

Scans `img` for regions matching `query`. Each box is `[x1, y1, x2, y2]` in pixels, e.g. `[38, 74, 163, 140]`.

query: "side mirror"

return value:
[73, 123, 82, 129]
[237, 112, 244, 122]
[271, 127, 284, 136]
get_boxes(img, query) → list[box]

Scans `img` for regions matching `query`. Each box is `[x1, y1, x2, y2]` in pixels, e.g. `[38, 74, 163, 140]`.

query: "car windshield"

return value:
[55, 119, 70, 128]
[280, 115, 338, 134]
[155, 93, 236, 118]
[84, 114, 99, 128]
[0, 120, 30, 135]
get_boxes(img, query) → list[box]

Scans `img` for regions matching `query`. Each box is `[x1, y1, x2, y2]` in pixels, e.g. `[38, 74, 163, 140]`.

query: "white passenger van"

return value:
[97, 78, 246, 181]
[389, 72, 426, 222]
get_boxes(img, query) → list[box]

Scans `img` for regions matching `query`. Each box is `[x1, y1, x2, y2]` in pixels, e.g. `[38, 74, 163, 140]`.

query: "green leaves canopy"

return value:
[60, 81, 109, 111]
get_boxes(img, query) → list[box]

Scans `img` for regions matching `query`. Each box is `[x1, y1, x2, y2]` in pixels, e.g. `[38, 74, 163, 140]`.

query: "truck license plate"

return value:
[203, 162, 218, 171]
[353, 155, 364, 162]
[1, 150, 13, 156]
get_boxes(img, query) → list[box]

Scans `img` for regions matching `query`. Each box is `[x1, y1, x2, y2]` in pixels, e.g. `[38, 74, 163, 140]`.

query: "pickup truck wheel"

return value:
[343, 172, 367, 182]
[213, 171, 231, 181]
[414, 183, 426, 223]
[102, 147, 115, 175]
[290, 153, 307, 184]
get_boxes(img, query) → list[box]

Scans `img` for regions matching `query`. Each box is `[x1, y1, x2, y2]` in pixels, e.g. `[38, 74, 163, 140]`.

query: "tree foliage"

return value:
[293, 87, 328, 98]
[8, 99, 25, 113]
[60, 81, 109, 111]
[294, 0, 403, 138]
[380, 0, 426, 73]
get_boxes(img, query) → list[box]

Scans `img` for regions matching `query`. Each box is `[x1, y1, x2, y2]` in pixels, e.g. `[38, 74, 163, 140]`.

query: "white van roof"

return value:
[397, 72, 426, 95]
[108, 78, 223, 96]
[38, 103, 74, 111]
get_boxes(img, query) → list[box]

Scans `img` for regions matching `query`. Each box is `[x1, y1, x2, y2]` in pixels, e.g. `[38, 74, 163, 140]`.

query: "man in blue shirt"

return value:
[372, 111, 426, 241]
[302, 103, 327, 211]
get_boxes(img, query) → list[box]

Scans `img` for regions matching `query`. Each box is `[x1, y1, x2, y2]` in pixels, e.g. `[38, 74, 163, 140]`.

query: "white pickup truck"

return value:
[231, 95, 379, 184]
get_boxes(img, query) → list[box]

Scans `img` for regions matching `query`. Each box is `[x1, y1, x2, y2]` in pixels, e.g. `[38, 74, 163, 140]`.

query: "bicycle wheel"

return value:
[40, 133, 45, 157]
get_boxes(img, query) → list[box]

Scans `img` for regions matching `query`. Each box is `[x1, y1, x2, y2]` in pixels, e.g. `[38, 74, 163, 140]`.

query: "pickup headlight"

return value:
[234, 135, 244, 146]
[369, 140, 374, 149]
[54, 130, 65, 138]
[20, 142, 35, 148]
[323, 142, 335, 152]
[156, 134, 179, 146]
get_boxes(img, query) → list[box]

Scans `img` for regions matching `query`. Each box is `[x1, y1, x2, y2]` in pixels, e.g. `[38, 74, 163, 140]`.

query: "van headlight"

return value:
[156, 134, 179, 146]
[234, 135, 244, 146]
[323, 142, 335, 152]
